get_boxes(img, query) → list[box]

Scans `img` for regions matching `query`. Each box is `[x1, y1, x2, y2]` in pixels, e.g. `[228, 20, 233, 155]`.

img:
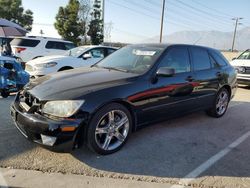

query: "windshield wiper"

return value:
[100, 66, 129, 73]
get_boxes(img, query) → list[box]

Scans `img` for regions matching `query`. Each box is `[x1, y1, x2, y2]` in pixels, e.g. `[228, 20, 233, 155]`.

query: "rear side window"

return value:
[10, 38, 40, 47]
[158, 46, 191, 73]
[64, 43, 76, 50]
[191, 47, 211, 71]
[45, 41, 66, 50]
[209, 50, 228, 67]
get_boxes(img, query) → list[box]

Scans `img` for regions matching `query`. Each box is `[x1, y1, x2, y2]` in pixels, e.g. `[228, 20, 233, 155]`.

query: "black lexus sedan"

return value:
[10, 44, 237, 155]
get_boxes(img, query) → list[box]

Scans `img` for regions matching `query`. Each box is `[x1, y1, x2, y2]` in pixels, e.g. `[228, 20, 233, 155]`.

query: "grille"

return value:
[235, 66, 250, 74]
[19, 91, 40, 112]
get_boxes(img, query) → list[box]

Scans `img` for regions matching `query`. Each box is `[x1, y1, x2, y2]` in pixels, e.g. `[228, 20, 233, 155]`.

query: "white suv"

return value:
[230, 49, 250, 86]
[10, 36, 76, 63]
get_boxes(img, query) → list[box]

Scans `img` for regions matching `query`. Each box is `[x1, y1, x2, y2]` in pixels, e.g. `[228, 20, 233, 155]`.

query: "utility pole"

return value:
[159, 0, 166, 43]
[102, 0, 105, 39]
[231, 17, 243, 52]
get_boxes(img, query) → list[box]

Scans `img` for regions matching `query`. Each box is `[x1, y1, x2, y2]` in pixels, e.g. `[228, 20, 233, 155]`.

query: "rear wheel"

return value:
[86, 103, 132, 155]
[206, 88, 230, 118]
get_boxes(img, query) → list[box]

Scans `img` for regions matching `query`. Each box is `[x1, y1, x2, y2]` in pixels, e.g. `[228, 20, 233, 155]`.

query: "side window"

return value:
[158, 46, 191, 73]
[45, 41, 66, 50]
[191, 47, 211, 71]
[88, 48, 105, 58]
[64, 43, 76, 50]
[209, 50, 228, 67]
[107, 48, 116, 56]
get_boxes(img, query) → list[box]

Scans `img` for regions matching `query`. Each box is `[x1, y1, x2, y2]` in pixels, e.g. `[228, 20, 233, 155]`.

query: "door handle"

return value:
[186, 76, 194, 82]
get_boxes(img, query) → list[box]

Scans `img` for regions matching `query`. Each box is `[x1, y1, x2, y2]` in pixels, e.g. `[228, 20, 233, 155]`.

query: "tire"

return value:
[86, 103, 132, 155]
[206, 88, 230, 118]
[1, 90, 10, 98]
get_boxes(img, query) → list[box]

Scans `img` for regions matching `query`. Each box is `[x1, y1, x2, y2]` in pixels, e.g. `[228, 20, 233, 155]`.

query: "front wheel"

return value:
[206, 88, 230, 118]
[86, 103, 132, 155]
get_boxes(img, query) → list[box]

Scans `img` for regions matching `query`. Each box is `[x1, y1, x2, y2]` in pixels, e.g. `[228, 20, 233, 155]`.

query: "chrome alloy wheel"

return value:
[216, 90, 229, 115]
[95, 110, 130, 151]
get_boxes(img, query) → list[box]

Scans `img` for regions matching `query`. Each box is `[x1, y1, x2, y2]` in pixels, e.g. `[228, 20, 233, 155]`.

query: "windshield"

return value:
[96, 46, 165, 74]
[237, 50, 250, 60]
[66, 46, 89, 57]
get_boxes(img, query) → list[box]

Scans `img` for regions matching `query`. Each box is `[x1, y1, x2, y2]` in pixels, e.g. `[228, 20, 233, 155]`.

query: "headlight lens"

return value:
[42, 100, 84, 118]
[36, 62, 57, 68]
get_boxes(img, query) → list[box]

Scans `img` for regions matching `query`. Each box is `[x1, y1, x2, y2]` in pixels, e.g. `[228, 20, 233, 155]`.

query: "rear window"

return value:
[10, 38, 40, 47]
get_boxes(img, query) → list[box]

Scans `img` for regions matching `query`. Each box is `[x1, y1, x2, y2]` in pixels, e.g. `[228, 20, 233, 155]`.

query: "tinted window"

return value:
[10, 38, 40, 47]
[209, 50, 228, 66]
[191, 47, 211, 71]
[158, 46, 191, 73]
[64, 43, 75, 50]
[107, 48, 116, 55]
[45, 41, 66, 50]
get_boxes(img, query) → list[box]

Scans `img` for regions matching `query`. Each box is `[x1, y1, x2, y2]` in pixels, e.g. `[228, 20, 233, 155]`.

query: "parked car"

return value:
[25, 45, 117, 78]
[10, 36, 76, 63]
[230, 49, 250, 85]
[0, 56, 29, 98]
[10, 44, 237, 154]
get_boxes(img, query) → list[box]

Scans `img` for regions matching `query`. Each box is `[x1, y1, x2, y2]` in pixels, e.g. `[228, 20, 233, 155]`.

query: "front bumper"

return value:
[10, 94, 84, 152]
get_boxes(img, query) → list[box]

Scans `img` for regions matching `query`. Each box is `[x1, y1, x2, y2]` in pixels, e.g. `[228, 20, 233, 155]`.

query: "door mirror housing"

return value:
[83, 53, 92, 60]
[156, 67, 175, 77]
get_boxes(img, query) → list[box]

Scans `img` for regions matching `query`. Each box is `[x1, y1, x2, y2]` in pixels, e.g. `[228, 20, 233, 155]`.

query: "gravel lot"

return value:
[0, 87, 250, 187]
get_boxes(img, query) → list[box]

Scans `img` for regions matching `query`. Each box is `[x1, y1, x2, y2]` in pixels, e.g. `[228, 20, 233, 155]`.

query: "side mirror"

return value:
[83, 53, 92, 60]
[232, 57, 237, 61]
[156, 67, 175, 77]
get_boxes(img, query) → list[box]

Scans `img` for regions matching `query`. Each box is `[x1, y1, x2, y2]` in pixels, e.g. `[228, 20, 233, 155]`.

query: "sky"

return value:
[22, 0, 250, 43]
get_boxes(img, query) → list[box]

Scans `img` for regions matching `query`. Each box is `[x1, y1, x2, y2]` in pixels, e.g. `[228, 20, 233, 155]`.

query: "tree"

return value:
[79, 0, 91, 44]
[54, 0, 85, 45]
[0, 0, 33, 31]
[87, 0, 104, 45]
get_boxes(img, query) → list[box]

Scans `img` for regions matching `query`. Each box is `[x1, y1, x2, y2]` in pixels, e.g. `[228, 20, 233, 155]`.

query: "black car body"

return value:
[10, 44, 237, 154]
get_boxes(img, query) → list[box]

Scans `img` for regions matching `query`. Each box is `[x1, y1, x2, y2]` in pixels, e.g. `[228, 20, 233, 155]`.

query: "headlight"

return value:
[36, 62, 57, 68]
[42, 100, 84, 118]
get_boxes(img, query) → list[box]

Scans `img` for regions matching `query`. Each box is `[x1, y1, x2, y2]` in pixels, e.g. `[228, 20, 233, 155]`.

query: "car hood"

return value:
[26, 55, 76, 65]
[230, 59, 250, 67]
[25, 67, 138, 100]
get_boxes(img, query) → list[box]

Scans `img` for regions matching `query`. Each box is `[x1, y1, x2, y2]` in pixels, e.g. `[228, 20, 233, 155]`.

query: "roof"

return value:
[127, 43, 217, 51]
[12, 36, 73, 43]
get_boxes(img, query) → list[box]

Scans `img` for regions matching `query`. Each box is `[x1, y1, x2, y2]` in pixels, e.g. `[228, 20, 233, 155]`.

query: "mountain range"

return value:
[145, 27, 250, 51]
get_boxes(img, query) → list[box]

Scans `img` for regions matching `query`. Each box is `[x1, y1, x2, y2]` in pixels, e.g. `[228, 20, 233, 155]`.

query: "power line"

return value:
[173, 0, 232, 26]
[190, 0, 234, 19]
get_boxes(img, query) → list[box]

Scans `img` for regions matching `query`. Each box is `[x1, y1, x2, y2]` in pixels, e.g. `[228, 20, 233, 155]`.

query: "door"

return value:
[144, 46, 197, 122]
[189, 47, 221, 109]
